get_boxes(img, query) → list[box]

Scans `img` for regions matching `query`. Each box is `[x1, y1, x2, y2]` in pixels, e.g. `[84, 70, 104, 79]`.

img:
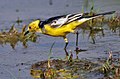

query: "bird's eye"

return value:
[29, 26, 31, 29]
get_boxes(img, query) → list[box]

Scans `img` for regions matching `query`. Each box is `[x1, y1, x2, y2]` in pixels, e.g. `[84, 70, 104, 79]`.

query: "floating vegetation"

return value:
[99, 51, 120, 79]
[107, 14, 120, 36]
[100, 52, 113, 74]
[88, 26, 104, 44]
[30, 51, 120, 79]
[0, 25, 38, 49]
[30, 59, 99, 79]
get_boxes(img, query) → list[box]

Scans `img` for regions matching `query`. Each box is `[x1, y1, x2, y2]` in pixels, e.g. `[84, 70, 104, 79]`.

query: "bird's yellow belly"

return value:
[44, 28, 70, 37]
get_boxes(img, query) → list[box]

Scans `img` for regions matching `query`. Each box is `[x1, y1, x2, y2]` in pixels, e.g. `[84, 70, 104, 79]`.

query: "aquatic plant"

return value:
[16, 17, 22, 25]
[107, 14, 120, 36]
[0, 24, 38, 49]
[99, 51, 120, 78]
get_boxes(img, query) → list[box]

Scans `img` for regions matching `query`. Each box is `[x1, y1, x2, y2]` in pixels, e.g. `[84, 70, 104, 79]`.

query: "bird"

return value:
[24, 11, 115, 56]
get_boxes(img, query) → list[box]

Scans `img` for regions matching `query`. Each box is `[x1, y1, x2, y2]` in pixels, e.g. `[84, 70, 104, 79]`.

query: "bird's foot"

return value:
[75, 47, 87, 52]
[74, 47, 87, 59]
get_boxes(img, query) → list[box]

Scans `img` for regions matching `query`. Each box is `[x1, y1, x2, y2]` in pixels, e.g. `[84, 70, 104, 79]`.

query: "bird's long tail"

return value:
[83, 11, 115, 18]
[78, 11, 115, 23]
[93, 11, 115, 16]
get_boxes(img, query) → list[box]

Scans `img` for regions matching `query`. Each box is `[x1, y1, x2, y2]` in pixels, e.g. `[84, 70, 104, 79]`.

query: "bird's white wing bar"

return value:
[57, 14, 72, 27]
[51, 17, 68, 26]
[78, 15, 103, 22]
[51, 14, 71, 27]
[68, 13, 83, 20]
[51, 13, 83, 27]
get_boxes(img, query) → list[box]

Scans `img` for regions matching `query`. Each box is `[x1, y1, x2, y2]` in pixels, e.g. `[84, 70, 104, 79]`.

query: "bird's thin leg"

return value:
[63, 37, 69, 56]
[64, 37, 68, 49]
[64, 42, 68, 49]
[75, 31, 87, 58]
[75, 31, 79, 59]
[76, 31, 79, 51]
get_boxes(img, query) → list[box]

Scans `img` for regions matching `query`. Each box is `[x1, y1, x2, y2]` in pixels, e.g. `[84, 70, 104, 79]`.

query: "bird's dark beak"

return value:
[24, 30, 29, 36]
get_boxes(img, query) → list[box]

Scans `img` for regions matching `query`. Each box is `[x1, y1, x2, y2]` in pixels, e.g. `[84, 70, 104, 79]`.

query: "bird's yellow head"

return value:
[24, 20, 42, 35]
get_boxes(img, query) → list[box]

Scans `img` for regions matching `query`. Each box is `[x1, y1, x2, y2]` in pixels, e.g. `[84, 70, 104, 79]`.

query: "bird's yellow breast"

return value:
[43, 21, 83, 37]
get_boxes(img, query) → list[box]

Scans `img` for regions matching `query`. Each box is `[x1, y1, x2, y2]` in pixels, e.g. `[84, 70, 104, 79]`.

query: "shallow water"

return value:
[0, 0, 120, 79]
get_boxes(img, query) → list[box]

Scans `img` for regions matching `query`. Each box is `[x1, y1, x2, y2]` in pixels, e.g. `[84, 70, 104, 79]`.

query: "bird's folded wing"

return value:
[45, 13, 84, 28]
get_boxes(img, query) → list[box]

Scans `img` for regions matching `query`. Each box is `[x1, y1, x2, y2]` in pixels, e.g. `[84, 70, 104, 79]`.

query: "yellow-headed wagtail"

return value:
[24, 11, 115, 55]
